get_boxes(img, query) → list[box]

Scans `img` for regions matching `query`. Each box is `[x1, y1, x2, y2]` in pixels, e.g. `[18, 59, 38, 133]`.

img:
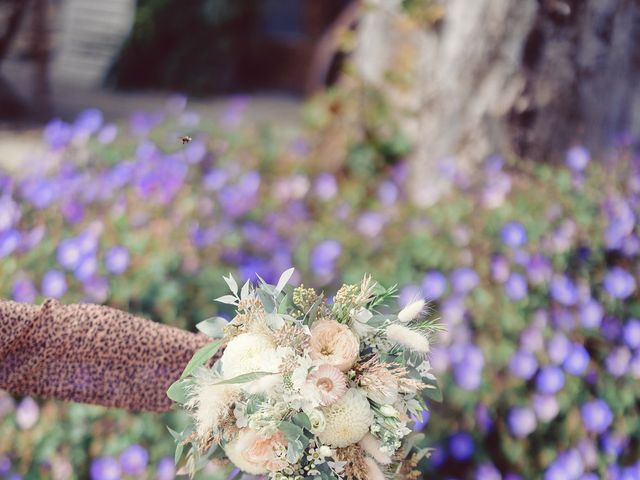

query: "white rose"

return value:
[307, 409, 327, 434]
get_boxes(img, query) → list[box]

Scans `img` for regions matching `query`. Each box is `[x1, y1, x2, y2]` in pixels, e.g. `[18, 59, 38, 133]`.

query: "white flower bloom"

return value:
[221, 333, 278, 379]
[385, 324, 430, 353]
[359, 433, 392, 465]
[306, 409, 327, 434]
[318, 445, 332, 458]
[318, 389, 373, 447]
[398, 299, 426, 323]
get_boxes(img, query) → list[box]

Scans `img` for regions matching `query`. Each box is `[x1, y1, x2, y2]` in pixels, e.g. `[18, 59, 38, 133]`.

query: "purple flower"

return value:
[155, 457, 175, 480]
[184, 139, 206, 164]
[203, 169, 228, 191]
[309, 240, 341, 277]
[119, 444, 148, 476]
[74, 108, 103, 135]
[490, 254, 510, 283]
[0, 455, 10, 475]
[526, 253, 552, 285]
[605, 346, 631, 377]
[422, 271, 448, 300]
[41, 270, 67, 299]
[12, 277, 37, 303]
[563, 343, 589, 376]
[520, 326, 545, 352]
[15, 397, 39, 429]
[97, 124, 118, 144]
[565, 145, 590, 171]
[601, 316, 622, 342]
[378, 180, 399, 205]
[90, 457, 121, 480]
[622, 319, 640, 349]
[453, 363, 483, 390]
[507, 406, 537, 438]
[579, 300, 603, 329]
[20, 177, 58, 209]
[129, 111, 162, 136]
[356, 211, 385, 238]
[509, 350, 538, 380]
[546, 449, 584, 480]
[475, 463, 501, 480]
[0, 195, 20, 231]
[0, 229, 20, 258]
[448, 431, 474, 460]
[452, 345, 484, 390]
[83, 276, 109, 303]
[603, 267, 636, 299]
[475, 403, 493, 432]
[600, 432, 628, 458]
[61, 201, 85, 224]
[74, 255, 98, 282]
[105, 246, 130, 275]
[550, 275, 578, 306]
[581, 399, 613, 433]
[43, 118, 72, 149]
[313, 173, 337, 200]
[547, 333, 570, 364]
[57, 238, 83, 270]
[505, 272, 528, 301]
[450, 267, 479, 294]
[501, 222, 527, 248]
[532, 394, 559, 422]
[536, 366, 565, 394]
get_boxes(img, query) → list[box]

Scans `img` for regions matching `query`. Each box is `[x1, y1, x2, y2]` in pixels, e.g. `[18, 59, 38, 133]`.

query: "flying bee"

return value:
[179, 135, 193, 145]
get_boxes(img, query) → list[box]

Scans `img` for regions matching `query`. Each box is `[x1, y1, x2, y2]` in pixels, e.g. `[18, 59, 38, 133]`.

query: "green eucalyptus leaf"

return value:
[215, 371, 275, 385]
[196, 317, 228, 338]
[167, 379, 190, 404]
[180, 340, 222, 379]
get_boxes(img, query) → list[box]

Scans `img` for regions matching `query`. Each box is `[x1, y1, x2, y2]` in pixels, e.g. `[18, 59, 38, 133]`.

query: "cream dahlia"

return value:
[309, 319, 359, 372]
[307, 364, 348, 406]
[318, 389, 373, 447]
[220, 332, 277, 379]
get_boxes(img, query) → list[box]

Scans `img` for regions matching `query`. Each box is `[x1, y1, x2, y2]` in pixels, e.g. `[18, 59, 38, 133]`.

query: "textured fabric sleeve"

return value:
[0, 298, 212, 412]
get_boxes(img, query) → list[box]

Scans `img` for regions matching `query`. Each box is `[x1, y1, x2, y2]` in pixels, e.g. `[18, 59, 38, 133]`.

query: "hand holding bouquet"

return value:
[168, 269, 442, 479]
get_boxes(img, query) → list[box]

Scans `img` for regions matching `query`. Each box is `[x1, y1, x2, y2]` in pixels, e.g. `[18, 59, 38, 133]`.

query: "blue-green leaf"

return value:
[214, 371, 275, 385]
[179, 340, 222, 379]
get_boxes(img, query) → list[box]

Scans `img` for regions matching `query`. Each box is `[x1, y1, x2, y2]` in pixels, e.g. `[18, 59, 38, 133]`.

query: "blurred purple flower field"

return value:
[1, 93, 640, 479]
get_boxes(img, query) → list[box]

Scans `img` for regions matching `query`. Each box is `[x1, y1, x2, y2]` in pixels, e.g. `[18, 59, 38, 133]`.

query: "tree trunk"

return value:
[353, 0, 640, 205]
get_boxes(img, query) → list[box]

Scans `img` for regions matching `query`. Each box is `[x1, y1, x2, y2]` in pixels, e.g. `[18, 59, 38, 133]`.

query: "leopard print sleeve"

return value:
[0, 298, 212, 412]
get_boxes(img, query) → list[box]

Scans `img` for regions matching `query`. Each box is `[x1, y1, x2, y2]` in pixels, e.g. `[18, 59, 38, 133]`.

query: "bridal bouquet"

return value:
[167, 269, 442, 479]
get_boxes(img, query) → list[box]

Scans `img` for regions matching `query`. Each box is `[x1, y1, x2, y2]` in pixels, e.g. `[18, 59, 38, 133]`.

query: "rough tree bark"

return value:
[354, 0, 640, 205]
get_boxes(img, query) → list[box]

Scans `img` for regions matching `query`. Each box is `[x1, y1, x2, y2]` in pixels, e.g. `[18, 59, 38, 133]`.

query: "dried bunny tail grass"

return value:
[359, 433, 392, 465]
[397, 299, 426, 323]
[335, 445, 370, 480]
[185, 369, 241, 443]
[364, 457, 387, 480]
[385, 323, 430, 353]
